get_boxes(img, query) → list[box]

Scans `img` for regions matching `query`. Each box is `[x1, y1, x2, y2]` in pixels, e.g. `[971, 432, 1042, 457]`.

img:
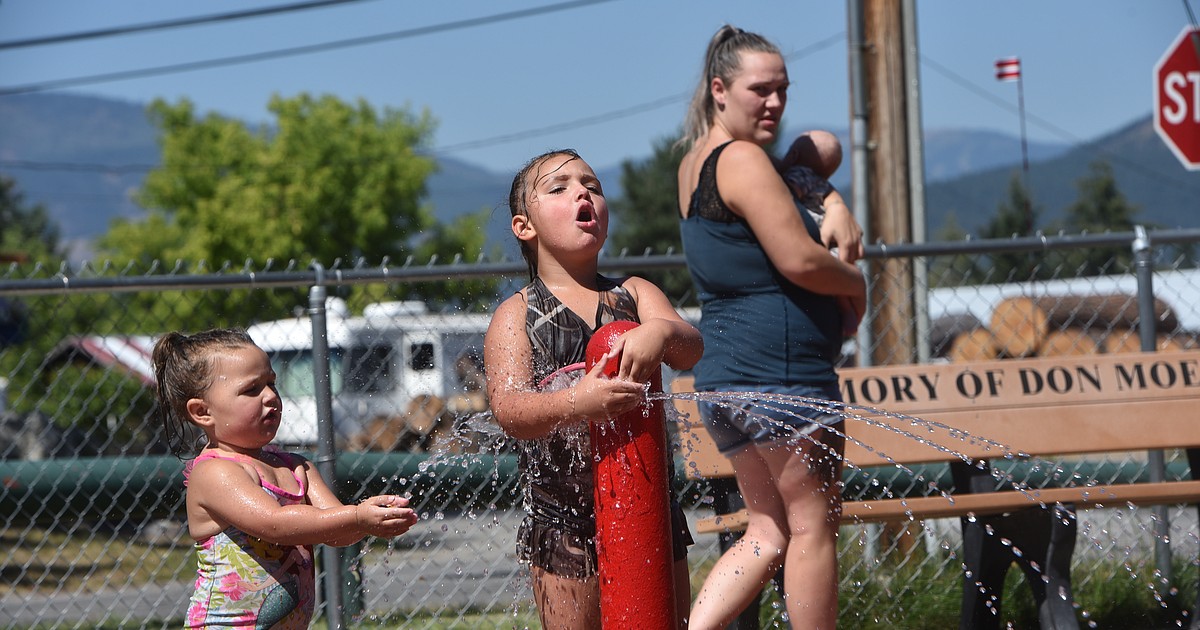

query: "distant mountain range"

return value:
[925, 119, 1200, 235]
[1, 92, 1198, 263]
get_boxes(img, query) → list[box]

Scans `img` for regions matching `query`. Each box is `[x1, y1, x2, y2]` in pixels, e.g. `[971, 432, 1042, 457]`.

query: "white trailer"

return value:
[247, 299, 491, 447]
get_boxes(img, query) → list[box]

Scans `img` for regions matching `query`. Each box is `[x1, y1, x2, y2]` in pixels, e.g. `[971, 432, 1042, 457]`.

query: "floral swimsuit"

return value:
[183, 447, 315, 629]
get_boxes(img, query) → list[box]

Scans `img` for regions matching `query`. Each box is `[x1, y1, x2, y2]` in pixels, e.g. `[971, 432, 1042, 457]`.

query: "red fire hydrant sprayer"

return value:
[585, 320, 676, 629]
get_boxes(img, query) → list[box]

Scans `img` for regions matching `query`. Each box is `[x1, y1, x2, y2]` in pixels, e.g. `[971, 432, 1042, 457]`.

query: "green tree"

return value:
[927, 212, 984, 287]
[0, 178, 154, 454]
[0, 175, 63, 348]
[980, 174, 1047, 282]
[608, 135, 695, 305]
[391, 207, 496, 312]
[1060, 161, 1139, 275]
[0, 175, 61, 264]
[101, 94, 494, 328]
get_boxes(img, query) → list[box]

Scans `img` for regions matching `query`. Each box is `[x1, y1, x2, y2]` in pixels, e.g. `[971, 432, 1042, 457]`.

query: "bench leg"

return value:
[957, 506, 1079, 630]
[1193, 501, 1200, 630]
[952, 462, 1080, 630]
[1188, 448, 1200, 630]
[1022, 505, 1078, 630]
[953, 462, 1009, 630]
[958, 510, 1015, 630]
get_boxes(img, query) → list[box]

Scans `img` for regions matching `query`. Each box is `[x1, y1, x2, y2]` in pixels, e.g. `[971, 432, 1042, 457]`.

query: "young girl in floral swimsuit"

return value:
[153, 328, 418, 628]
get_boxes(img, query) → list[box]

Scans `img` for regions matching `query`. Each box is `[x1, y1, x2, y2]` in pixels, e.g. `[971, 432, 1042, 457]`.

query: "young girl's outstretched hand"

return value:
[355, 495, 418, 538]
[188, 457, 417, 548]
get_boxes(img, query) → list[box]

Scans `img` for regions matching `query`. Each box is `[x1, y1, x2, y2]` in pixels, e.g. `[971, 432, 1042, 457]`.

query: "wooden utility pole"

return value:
[858, 0, 918, 366]
[851, 0, 928, 557]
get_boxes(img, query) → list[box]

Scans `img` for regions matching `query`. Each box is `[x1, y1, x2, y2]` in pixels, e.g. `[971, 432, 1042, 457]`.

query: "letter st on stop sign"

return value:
[1155, 27, 1200, 170]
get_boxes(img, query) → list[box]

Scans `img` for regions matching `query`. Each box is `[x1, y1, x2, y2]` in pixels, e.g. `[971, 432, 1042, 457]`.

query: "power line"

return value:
[0, 30, 844, 166]
[0, 160, 153, 174]
[433, 32, 847, 154]
[433, 95, 684, 155]
[0, 0, 379, 51]
[0, 0, 620, 96]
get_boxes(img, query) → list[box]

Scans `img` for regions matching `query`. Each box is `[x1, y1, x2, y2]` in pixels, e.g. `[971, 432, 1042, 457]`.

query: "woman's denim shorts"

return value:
[698, 382, 844, 455]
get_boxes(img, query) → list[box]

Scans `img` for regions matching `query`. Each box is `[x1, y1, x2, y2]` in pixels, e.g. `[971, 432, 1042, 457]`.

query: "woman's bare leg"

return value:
[689, 428, 843, 630]
[689, 444, 789, 630]
[761, 428, 844, 629]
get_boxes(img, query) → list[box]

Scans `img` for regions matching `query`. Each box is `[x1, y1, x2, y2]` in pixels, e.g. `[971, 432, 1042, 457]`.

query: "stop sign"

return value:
[1155, 27, 1200, 170]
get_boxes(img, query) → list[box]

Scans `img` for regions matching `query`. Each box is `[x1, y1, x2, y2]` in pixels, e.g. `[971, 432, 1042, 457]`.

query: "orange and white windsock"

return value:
[995, 57, 1021, 81]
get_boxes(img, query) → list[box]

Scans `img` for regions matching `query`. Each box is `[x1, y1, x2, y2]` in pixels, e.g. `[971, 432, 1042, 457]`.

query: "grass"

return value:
[18, 611, 544, 630]
[2, 524, 193, 596]
[827, 546, 1197, 629]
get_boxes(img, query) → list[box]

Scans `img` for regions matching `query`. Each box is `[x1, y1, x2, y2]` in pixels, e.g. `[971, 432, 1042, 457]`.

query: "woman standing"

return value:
[677, 25, 867, 630]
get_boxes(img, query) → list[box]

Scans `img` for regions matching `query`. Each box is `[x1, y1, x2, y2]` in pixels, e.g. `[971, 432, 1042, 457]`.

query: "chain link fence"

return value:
[2, 228, 1200, 628]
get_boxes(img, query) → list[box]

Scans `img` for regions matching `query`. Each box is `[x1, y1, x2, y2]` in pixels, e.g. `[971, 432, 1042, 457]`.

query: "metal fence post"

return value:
[1133, 226, 1173, 589]
[309, 263, 345, 629]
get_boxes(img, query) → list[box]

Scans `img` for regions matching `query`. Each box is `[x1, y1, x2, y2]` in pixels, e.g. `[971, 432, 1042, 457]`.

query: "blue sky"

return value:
[0, 1, 1191, 174]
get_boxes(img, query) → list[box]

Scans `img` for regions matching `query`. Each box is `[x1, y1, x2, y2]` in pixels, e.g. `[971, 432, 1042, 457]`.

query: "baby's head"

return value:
[507, 148, 589, 280]
[152, 328, 259, 456]
[785, 130, 843, 180]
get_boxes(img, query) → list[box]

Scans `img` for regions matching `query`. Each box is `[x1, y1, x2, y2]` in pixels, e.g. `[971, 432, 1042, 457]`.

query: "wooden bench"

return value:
[671, 350, 1200, 629]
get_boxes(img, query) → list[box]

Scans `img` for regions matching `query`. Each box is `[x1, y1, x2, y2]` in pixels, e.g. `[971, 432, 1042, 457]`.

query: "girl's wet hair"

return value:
[507, 148, 582, 280]
[680, 25, 782, 149]
[152, 328, 257, 457]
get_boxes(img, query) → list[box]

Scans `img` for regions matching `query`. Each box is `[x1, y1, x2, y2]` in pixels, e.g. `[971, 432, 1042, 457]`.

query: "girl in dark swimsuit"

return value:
[483, 149, 703, 630]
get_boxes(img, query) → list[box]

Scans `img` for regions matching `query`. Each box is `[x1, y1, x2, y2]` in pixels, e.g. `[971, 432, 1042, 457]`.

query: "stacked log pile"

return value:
[932, 294, 1190, 362]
